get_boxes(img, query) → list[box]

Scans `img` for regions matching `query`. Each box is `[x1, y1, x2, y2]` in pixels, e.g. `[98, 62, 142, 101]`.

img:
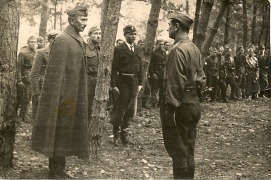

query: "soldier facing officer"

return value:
[110, 25, 143, 146]
[31, 5, 89, 179]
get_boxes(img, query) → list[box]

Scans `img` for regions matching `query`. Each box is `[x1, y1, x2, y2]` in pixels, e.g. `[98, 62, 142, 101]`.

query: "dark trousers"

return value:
[49, 156, 65, 171]
[218, 80, 227, 100]
[110, 75, 138, 128]
[88, 76, 97, 119]
[161, 103, 201, 178]
[209, 76, 219, 100]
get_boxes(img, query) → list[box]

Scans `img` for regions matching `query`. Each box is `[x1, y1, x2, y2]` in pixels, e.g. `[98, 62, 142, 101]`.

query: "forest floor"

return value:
[0, 97, 270, 179]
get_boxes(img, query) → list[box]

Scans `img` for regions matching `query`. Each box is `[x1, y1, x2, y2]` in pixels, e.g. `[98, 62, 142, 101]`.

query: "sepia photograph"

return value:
[0, 0, 270, 179]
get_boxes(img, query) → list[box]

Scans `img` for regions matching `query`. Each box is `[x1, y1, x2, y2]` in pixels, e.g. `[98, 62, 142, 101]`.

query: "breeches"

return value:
[161, 103, 201, 168]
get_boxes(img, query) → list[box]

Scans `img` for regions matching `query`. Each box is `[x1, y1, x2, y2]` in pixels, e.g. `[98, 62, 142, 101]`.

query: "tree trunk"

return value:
[38, 0, 48, 38]
[251, 0, 257, 45]
[201, 0, 228, 55]
[264, 0, 270, 48]
[0, 0, 20, 168]
[194, 0, 214, 49]
[53, 0, 58, 30]
[186, 0, 189, 15]
[137, 0, 162, 113]
[242, 0, 248, 49]
[258, 1, 269, 46]
[224, 3, 232, 46]
[89, 0, 122, 159]
[192, 0, 202, 43]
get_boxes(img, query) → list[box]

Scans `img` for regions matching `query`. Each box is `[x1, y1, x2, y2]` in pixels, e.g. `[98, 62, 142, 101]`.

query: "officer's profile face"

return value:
[89, 30, 101, 43]
[168, 20, 177, 39]
[71, 15, 88, 32]
[125, 32, 136, 44]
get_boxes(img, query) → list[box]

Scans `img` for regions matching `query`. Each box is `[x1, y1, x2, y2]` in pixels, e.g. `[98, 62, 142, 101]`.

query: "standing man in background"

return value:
[30, 30, 59, 119]
[85, 26, 101, 118]
[162, 13, 205, 179]
[31, 6, 89, 179]
[17, 36, 37, 122]
[110, 25, 143, 146]
[36, 36, 45, 49]
[257, 45, 269, 98]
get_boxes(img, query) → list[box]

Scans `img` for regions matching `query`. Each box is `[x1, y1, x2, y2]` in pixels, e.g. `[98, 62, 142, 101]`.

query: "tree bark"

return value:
[194, 0, 214, 49]
[192, 0, 202, 43]
[0, 0, 20, 168]
[137, 0, 162, 113]
[258, 0, 269, 46]
[186, 0, 190, 15]
[242, 0, 248, 49]
[201, 0, 228, 55]
[53, 0, 58, 30]
[38, 0, 48, 38]
[251, 0, 257, 45]
[224, 3, 232, 46]
[89, 0, 122, 159]
[264, 0, 270, 48]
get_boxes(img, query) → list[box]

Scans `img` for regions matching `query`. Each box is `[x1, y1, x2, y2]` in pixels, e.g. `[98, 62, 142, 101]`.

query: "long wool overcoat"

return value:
[31, 25, 89, 159]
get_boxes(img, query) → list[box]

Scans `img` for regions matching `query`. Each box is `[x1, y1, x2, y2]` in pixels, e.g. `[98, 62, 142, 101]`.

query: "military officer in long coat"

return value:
[30, 30, 59, 119]
[110, 25, 143, 146]
[31, 6, 89, 179]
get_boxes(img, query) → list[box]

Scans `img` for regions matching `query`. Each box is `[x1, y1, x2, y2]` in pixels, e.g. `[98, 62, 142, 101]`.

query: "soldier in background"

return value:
[224, 48, 239, 100]
[257, 45, 269, 98]
[206, 48, 219, 102]
[36, 36, 45, 49]
[217, 47, 229, 102]
[17, 36, 37, 122]
[30, 30, 59, 120]
[245, 48, 260, 99]
[85, 26, 101, 118]
[149, 40, 167, 107]
[164, 40, 171, 55]
[234, 46, 247, 98]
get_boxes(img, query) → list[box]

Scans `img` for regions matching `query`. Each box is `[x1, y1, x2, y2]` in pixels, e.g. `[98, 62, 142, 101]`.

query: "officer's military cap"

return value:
[123, 25, 136, 35]
[47, 30, 59, 40]
[170, 12, 193, 29]
[67, 5, 88, 17]
[27, 36, 37, 43]
[88, 26, 100, 35]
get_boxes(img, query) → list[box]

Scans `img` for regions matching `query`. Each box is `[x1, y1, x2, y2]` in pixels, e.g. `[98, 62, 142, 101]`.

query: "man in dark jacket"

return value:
[162, 12, 205, 179]
[257, 45, 269, 97]
[31, 6, 89, 179]
[110, 25, 143, 146]
[149, 40, 167, 107]
[30, 30, 59, 120]
[17, 36, 37, 122]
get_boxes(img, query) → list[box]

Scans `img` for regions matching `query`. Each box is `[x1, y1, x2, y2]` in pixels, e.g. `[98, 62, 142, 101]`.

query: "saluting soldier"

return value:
[85, 26, 101, 118]
[17, 36, 37, 122]
[30, 30, 59, 119]
[149, 40, 167, 107]
[31, 6, 89, 179]
[257, 45, 269, 97]
[110, 25, 143, 146]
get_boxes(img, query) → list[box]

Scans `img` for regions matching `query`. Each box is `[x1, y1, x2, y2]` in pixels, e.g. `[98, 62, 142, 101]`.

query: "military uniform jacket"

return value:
[225, 56, 236, 78]
[149, 49, 167, 77]
[166, 37, 205, 107]
[234, 54, 246, 75]
[86, 41, 100, 77]
[206, 55, 219, 77]
[17, 46, 36, 83]
[257, 54, 269, 77]
[30, 47, 50, 96]
[31, 25, 89, 159]
[111, 42, 143, 87]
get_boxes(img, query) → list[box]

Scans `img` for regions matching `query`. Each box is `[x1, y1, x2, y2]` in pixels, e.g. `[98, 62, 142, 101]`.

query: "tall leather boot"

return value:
[113, 126, 120, 146]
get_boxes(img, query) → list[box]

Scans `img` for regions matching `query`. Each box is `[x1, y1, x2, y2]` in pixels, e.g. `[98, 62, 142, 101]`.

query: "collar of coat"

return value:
[64, 25, 84, 45]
